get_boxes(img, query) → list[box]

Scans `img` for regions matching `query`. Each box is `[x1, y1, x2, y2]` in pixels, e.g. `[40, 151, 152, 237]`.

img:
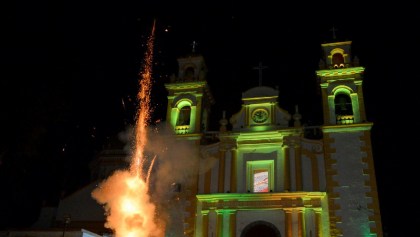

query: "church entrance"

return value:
[240, 221, 281, 237]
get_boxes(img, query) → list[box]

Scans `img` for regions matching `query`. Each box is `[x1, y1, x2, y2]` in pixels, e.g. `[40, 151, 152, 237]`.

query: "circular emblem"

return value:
[251, 108, 269, 123]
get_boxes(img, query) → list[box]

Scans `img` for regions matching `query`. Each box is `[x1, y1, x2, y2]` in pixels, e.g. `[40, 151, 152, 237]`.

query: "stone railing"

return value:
[175, 125, 190, 134]
[336, 115, 354, 124]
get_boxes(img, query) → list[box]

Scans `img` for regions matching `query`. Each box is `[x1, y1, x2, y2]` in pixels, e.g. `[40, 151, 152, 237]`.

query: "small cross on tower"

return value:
[253, 62, 268, 86]
[330, 26, 338, 40]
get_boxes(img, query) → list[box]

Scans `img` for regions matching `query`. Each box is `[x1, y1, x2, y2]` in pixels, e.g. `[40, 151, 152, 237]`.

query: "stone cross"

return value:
[330, 26, 338, 40]
[253, 62, 268, 86]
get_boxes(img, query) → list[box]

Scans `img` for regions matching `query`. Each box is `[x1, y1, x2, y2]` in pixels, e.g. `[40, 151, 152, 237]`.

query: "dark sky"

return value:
[1, 1, 419, 235]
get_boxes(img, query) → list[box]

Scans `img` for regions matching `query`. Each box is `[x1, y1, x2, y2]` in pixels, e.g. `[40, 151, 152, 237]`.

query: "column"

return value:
[297, 208, 305, 237]
[357, 84, 367, 122]
[314, 208, 323, 237]
[230, 148, 237, 193]
[216, 210, 223, 237]
[195, 97, 202, 132]
[283, 145, 290, 191]
[166, 98, 174, 126]
[285, 209, 293, 237]
[320, 88, 329, 124]
[218, 150, 226, 193]
[228, 210, 237, 237]
[190, 106, 197, 133]
[294, 144, 303, 191]
[201, 210, 209, 237]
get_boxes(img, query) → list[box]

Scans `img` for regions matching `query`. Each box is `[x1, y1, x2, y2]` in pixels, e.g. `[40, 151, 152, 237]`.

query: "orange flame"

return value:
[92, 19, 164, 237]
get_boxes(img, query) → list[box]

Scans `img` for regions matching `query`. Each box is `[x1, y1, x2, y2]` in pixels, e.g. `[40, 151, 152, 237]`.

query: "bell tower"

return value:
[317, 40, 366, 125]
[163, 50, 214, 236]
[164, 52, 214, 137]
[317, 40, 383, 236]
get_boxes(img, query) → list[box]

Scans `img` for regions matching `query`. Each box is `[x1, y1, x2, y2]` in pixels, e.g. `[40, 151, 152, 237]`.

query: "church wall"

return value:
[186, 132, 337, 236]
[317, 154, 327, 192]
[299, 150, 327, 192]
[197, 144, 221, 194]
[227, 137, 330, 194]
[289, 148, 297, 191]
[211, 159, 219, 193]
[302, 156, 312, 191]
[224, 152, 232, 192]
[194, 204, 329, 237]
[327, 131, 373, 236]
[305, 209, 316, 237]
[198, 170, 205, 194]
[299, 139, 326, 193]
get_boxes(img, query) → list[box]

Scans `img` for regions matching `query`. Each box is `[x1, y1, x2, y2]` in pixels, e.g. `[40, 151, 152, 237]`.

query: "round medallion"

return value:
[251, 108, 269, 123]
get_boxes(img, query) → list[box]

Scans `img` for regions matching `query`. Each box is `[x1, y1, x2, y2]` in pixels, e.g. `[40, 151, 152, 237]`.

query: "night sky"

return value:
[1, 1, 419, 236]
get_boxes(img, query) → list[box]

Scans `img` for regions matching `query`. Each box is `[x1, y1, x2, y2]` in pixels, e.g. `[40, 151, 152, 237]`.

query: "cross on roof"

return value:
[330, 26, 338, 40]
[253, 62, 268, 86]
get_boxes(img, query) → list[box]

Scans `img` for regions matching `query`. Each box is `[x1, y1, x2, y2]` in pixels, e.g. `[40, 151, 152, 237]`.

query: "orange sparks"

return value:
[92, 19, 164, 237]
[132, 19, 156, 179]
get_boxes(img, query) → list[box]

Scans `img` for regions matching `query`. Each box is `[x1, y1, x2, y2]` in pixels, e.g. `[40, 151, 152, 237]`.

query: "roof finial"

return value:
[191, 40, 198, 53]
[293, 105, 302, 127]
[219, 110, 228, 132]
[253, 62, 268, 86]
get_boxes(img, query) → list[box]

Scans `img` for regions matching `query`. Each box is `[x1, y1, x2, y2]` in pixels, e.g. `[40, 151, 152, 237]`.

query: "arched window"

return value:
[334, 93, 352, 115]
[332, 53, 345, 68]
[177, 106, 191, 126]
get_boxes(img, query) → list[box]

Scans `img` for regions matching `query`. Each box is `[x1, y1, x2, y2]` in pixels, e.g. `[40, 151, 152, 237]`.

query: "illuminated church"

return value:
[162, 39, 383, 237]
[2, 38, 383, 237]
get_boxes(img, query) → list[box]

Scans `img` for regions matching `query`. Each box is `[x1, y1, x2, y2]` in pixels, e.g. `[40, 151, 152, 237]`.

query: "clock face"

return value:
[251, 108, 269, 123]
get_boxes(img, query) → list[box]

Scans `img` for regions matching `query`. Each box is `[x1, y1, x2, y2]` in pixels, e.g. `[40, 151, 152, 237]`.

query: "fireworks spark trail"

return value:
[132, 19, 156, 179]
[146, 155, 157, 186]
[92, 19, 164, 237]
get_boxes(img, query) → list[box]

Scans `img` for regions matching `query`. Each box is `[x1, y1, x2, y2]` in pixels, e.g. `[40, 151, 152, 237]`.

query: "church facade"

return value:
[164, 39, 383, 237]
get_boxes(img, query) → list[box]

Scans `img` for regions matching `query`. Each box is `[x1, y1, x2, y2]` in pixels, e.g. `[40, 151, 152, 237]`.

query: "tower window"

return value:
[332, 53, 345, 68]
[177, 106, 191, 126]
[334, 94, 353, 116]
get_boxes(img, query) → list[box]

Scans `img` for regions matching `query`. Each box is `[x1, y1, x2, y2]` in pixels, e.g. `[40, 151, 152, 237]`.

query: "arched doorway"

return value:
[240, 221, 281, 237]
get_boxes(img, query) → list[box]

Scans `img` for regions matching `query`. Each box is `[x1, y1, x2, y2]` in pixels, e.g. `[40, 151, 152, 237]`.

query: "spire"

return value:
[219, 110, 228, 132]
[293, 105, 302, 127]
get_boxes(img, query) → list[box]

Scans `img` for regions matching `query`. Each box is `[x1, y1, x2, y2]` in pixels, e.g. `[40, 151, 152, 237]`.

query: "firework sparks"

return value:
[92, 19, 164, 237]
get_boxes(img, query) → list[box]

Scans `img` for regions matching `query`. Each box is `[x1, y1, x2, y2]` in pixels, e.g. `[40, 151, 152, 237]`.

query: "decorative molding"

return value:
[198, 193, 325, 211]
